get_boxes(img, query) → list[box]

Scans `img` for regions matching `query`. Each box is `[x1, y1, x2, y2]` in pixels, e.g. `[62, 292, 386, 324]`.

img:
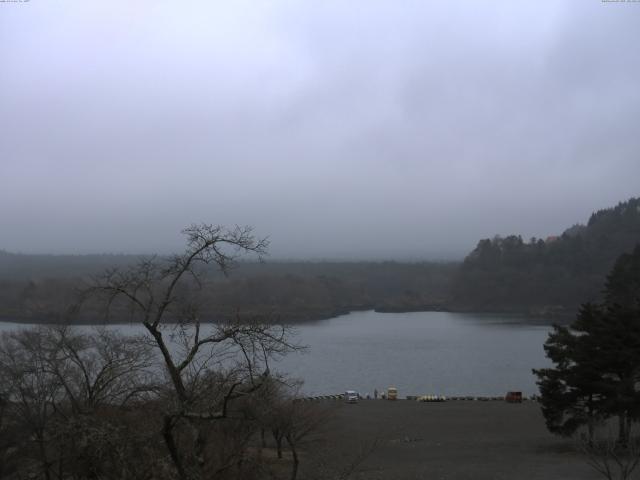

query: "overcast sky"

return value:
[0, 1, 638, 259]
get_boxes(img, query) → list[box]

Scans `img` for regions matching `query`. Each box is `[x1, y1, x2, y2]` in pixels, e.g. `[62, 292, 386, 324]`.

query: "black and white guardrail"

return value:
[295, 394, 538, 402]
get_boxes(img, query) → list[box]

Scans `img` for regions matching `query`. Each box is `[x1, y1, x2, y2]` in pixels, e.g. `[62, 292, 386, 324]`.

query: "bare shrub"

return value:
[579, 433, 640, 480]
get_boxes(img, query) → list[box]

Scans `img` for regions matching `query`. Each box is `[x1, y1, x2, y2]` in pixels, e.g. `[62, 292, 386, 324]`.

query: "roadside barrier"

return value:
[420, 395, 535, 402]
[295, 394, 537, 402]
[416, 395, 447, 402]
[296, 394, 346, 402]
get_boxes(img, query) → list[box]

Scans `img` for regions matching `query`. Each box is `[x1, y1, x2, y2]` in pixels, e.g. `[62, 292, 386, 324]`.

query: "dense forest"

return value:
[1, 197, 639, 323]
[0, 253, 456, 323]
[452, 197, 640, 314]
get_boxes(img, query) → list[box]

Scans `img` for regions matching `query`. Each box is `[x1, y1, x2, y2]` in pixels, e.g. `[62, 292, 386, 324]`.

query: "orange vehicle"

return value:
[505, 391, 523, 403]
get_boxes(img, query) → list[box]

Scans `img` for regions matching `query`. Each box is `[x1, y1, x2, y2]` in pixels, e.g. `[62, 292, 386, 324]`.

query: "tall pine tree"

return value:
[534, 245, 640, 444]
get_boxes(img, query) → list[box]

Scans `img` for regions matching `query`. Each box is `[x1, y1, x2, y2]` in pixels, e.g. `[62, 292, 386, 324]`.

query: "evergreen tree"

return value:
[533, 245, 640, 444]
[604, 245, 640, 308]
[533, 304, 605, 440]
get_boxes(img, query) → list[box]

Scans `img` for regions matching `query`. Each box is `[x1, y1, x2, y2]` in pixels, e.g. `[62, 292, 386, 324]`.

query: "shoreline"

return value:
[0, 305, 573, 326]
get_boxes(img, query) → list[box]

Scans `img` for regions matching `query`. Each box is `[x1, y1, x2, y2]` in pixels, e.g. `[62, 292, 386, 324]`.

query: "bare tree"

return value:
[284, 400, 334, 480]
[40, 325, 157, 413]
[0, 225, 303, 480]
[0, 326, 162, 480]
[0, 391, 7, 478]
[0, 328, 63, 480]
[82, 224, 300, 480]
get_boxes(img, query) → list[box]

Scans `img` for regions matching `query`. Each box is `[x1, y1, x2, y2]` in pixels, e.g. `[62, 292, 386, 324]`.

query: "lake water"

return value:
[0, 310, 553, 397]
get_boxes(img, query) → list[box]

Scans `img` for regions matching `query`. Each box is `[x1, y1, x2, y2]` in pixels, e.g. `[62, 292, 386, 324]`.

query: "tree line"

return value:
[1, 197, 639, 323]
[452, 197, 640, 314]
[0, 257, 456, 324]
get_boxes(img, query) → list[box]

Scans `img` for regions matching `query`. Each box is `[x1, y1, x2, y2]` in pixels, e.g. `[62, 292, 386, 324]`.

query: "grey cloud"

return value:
[0, 1, 638, 259]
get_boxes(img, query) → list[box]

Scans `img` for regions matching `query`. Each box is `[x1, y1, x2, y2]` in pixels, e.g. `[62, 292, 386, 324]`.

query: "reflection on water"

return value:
[0, 310, 552, 397]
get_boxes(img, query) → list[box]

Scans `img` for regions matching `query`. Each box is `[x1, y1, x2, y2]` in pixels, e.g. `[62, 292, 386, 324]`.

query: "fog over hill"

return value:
[0, 197, 638, 323]
[1, 1, 640, 259]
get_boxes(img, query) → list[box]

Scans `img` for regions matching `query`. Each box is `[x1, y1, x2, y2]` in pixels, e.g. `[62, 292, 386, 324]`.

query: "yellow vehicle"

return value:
[387, 387, 398, 400]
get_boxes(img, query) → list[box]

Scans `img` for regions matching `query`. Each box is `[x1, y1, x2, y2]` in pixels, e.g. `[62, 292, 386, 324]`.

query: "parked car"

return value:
[345, 390, 359, 403]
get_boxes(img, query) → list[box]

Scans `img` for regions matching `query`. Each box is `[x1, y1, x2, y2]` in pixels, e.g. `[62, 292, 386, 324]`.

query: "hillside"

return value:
[451, 197, 640, 314]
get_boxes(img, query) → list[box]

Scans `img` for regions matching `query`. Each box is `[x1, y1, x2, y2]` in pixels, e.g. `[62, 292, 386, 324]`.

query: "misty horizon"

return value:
[0, 195, 633, 262]
[1, 1, 639, 259]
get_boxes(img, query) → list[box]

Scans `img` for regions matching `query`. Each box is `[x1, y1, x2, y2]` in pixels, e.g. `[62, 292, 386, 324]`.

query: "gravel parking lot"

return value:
[310, 399, 603, 480]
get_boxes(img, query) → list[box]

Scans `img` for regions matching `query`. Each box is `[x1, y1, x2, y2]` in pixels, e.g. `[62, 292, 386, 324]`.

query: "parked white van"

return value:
[345, 390, 359, 403]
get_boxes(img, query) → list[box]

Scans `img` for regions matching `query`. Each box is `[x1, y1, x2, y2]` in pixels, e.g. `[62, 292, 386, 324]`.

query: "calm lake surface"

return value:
[0, 310, 552, 397]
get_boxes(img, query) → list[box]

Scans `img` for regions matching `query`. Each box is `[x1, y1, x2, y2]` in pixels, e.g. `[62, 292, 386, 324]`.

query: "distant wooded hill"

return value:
[451, 197, 640, 314]
[0, 252, 456, 323]
[1, 197, 639, 323]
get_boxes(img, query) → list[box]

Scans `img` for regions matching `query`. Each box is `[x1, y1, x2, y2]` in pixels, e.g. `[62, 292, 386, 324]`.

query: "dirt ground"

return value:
[304, 399, 603, 480]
